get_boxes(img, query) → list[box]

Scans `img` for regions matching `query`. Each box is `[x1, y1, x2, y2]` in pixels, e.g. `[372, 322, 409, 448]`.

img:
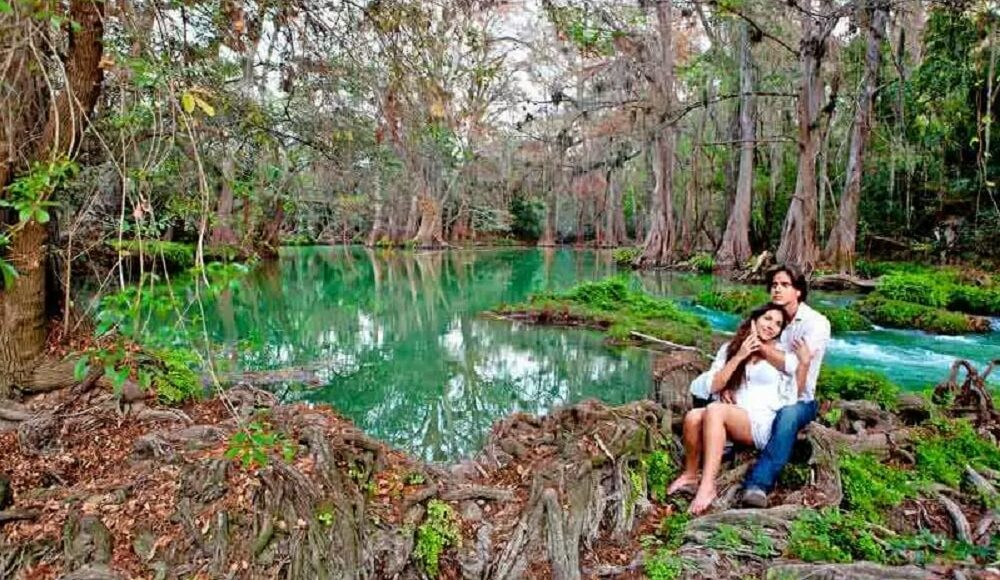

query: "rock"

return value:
[17, 413, 59, 455]
[460, 500, 482, 522]
[63, 511, 113, 570]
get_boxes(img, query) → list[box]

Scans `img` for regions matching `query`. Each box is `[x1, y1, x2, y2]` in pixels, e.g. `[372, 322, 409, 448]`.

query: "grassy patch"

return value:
[839, 453, 917, 524]
[501, 277, 712, 349]
[693, 287, 769, 316]
[873, 271, 1000, 316]
[852, 295, 986, 334]
[644, 450, 676, 503]
[816, 366, 901, 408]
[612, 247, 640, 266]
[787, 508, 886, 563]
[914, 419, 1000, 488]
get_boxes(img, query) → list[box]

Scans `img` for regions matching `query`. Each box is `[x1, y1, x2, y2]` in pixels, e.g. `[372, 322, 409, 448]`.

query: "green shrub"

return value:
[414, 499, 461, 578]
[948, 285, 1000, 316]
[225, 418, 298, 469]
[787, 508, 886, 563]
[509, 195, 546, 241]
[693, 287, 769, 316]
[915, 419, 1000, 488]
[816, 366, 901, 408]
[612, 247, 641, 266]
[852, 296, 982, 334]
[689, 252, 715, 274]
[657, 511, 690, 550]
[877, 273, 953, 308]
[813, 305, 873, 332]
[839, 453, 917, 523]
[645, 450, 676, 503]
[109, 240, 196, 268]
[142, 347, 203, 405]
[643, 544, 684, 580]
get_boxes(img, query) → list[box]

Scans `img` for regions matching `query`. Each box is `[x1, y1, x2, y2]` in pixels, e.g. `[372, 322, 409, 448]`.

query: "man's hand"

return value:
[793, 338, 813, 365]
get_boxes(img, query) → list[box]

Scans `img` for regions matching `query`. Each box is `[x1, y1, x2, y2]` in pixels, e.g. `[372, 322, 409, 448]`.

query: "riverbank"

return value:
[1, 355, 997, 579]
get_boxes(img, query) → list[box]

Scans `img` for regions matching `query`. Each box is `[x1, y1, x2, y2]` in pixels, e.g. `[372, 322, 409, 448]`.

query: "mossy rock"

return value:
[852, 296, 990, 334]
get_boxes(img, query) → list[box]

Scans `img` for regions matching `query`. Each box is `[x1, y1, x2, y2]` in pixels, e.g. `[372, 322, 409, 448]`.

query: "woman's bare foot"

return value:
[667, 472, 700, 495]
[689, 485, 717, 515]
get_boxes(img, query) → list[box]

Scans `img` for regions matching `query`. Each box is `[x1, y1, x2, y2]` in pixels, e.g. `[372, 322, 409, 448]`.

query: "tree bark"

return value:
[636, 0, 677, 268]
[776, 11, 834, 274]
[823, 3, 887, 271]
[210, 156, 239, 246]
[0, 0, 105, 398]
[716, 22, 756, 270]
[413, 182, 445, 248]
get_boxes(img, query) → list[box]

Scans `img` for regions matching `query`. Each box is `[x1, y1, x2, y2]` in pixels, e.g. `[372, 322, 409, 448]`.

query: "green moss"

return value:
[816, 366, 901, 408]
[643, 546, 684, 580]
[414, 499, 461, 578]
[657, 511, 690, 550]
[787, 508, 887, 564]
[852, 295, 984, 334]
[915, 419, 1000, 488]
[502, 277, 712, 349]
[693, 287, 769, 316]
[108, 240, 241, 270]
[839, 453, 917, 524]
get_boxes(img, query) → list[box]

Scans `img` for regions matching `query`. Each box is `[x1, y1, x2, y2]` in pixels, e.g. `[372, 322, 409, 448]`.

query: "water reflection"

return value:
[206, 247, 650, 462]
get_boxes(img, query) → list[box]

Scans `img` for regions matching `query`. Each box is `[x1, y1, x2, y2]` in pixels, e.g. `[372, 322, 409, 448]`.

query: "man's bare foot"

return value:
[689, 485, 717, 515]
[667, 472, 700, 496]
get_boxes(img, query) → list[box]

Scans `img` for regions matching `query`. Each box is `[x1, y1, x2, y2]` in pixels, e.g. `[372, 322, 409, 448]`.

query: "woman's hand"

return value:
[719, 389, 735, 404]
[737, 333, 760, 360]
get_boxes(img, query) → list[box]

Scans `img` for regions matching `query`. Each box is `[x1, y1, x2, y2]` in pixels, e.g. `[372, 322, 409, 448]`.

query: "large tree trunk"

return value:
[716, 22, 756, 270]
[210, 156, 239, 246]
[776, 12, 833, 274]
[0, 0, 105, 398]
[413, 180, 445, 248]
[636, 0, 677, 268]
[824, 3, 887, 271]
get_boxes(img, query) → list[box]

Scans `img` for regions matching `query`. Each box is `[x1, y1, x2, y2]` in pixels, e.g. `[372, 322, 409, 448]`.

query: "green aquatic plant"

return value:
[852, 296, 984, 334]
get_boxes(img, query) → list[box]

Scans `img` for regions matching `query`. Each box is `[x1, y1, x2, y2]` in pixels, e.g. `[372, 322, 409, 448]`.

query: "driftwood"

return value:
[811, 273, 879, 291]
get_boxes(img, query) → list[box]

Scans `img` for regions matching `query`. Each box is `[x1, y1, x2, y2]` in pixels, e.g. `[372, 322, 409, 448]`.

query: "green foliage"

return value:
[787, 508, 886, 564]
[224, 417, 298, 470]
[0, 234, 15, 290]
[509, 195, 546, 241]
[643, 545, 684, 580]
[688, 252, 715, 274]
[1, 159, 76, 225]
[816, 366, 901, 408]
[839, 453, 916, 524]
[414, 499, 461, 578]
[884, 529, 997, 566]
[644, 450, 675, 503]
[109, 240, 195, 269]
[142, 347, 202, 405]
[657, 511, 689, 550]
[519, 276, 711, 348]
[877, 273, 953, 308]
[693, 287, 769, 316]
[852, 296, 981, 334]
[914, 419, 1000, 488]
[612, 247, 640, 266]
[813, 305, 873, 332]
[777, 462, 811, 489]
[404, 471, 426, 486]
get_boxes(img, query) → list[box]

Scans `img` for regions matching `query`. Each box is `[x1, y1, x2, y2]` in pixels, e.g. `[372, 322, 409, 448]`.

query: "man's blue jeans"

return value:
[744, 400, 818, 492]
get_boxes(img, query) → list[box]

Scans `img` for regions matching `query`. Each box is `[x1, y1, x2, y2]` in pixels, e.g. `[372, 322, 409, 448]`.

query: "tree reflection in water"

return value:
[206, 247, 651, 462]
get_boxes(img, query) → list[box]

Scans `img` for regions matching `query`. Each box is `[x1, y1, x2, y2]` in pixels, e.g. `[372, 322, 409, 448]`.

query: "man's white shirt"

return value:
[779, 302, 831, 403]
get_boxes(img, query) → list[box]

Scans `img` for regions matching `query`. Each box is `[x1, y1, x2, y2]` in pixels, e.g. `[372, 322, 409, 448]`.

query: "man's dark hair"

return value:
[765, 264, 809, 303]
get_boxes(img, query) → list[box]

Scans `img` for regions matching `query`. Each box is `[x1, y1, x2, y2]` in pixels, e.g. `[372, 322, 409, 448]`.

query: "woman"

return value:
[668, 303, 805, 515]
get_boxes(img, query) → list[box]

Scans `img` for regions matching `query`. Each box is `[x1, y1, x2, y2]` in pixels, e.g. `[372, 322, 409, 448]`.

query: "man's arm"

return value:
[794, 318, 831, 396]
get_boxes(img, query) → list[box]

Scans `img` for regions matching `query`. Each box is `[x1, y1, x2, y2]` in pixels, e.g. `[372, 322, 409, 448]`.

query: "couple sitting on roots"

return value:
[668, 265, 832, 515]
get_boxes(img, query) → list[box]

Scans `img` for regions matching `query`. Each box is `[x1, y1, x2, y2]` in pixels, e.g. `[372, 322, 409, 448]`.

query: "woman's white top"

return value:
[689, 342, 799, 448]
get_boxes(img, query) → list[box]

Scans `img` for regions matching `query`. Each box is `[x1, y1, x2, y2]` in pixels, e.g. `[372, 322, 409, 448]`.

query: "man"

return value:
[741, 264, 831, 507]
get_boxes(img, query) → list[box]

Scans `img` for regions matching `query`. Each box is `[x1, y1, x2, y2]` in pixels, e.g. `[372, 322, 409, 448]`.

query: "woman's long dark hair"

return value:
[722, 303, 791, 393]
